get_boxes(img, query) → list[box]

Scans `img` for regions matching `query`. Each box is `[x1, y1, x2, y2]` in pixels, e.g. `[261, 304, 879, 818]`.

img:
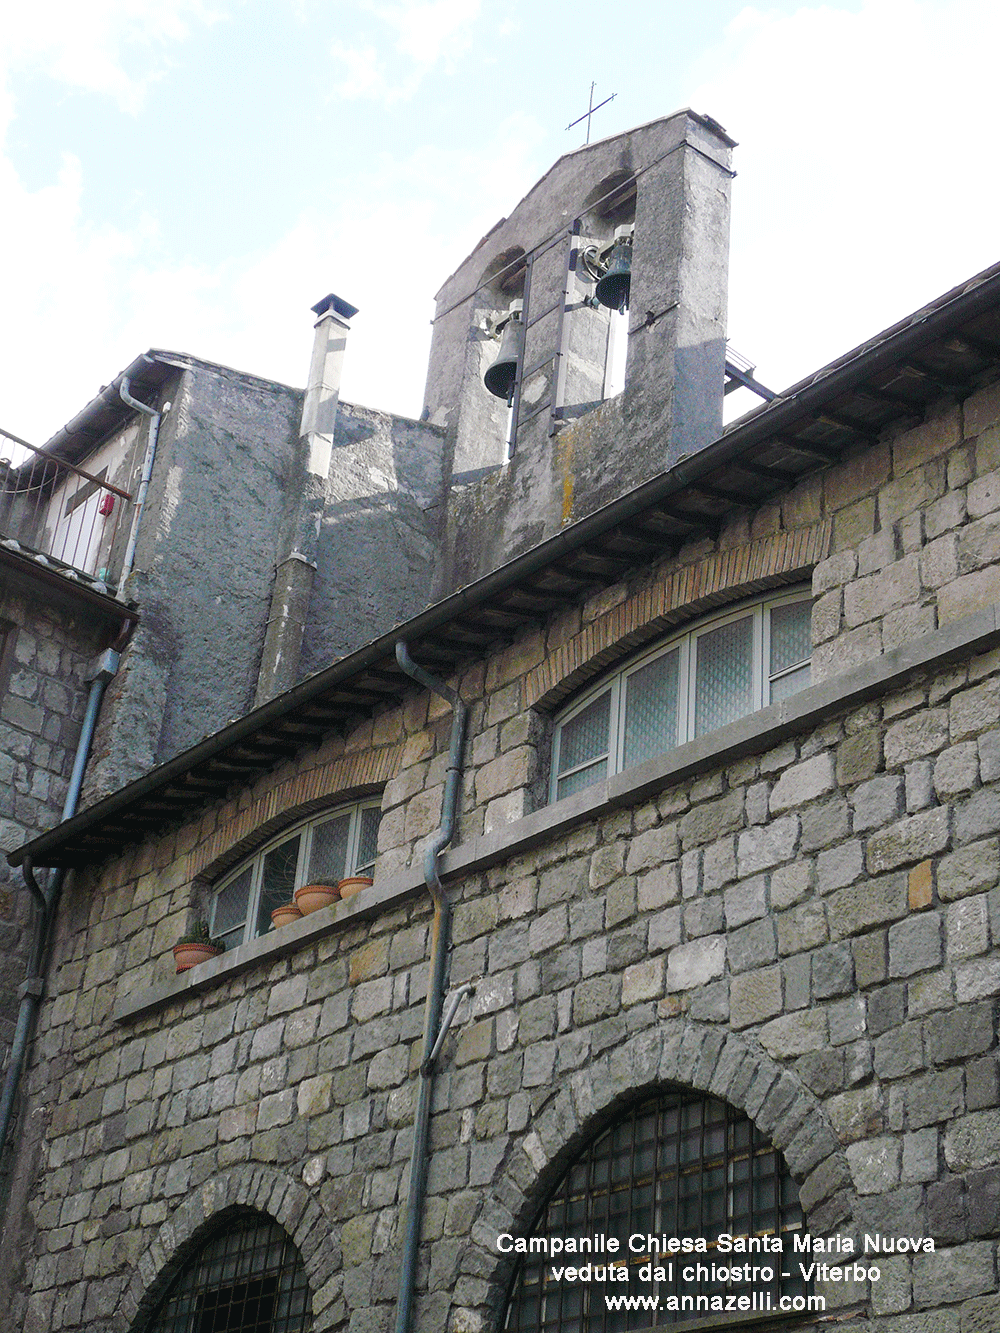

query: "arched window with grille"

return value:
[142, 1209, 311, 1333]
[502, 1089, 808, 1332]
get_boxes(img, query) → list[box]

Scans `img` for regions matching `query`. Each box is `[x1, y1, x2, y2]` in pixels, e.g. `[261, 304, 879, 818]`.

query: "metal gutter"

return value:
[116, 369, 163, 596]
[392, 642, 468, 1333]
[0, 649, 120, 1200]
[0, 546, 139, 627]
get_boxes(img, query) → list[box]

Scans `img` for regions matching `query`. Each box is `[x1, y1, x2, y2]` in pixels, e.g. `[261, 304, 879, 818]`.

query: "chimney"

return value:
[254, 295, 357, 707]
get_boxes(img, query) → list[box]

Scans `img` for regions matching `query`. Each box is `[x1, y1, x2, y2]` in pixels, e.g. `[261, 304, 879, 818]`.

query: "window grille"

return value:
[145, 1210, 310, 1333]
[503, 1090, 807, 1332]
[551, 590, 812, 803]
[211, 798, 382, 949]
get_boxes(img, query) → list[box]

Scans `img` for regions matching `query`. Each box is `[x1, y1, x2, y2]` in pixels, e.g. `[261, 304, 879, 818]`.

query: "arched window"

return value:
[502, 1090, 807, 1331]
[144, 1209, 310, 1333]
[211, 797, 382, 949]
[551, 590, 812, 802]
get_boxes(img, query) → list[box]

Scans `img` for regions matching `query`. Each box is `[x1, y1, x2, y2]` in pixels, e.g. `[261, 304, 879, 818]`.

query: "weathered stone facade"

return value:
[3, 349, 999, 1333]
[0, 577, 125, 1138]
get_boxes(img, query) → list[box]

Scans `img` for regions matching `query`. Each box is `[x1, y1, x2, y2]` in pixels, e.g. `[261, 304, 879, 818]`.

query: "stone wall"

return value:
[7, 620, 1000, 1331]
[4, 379, 1000, 1331]
[0, 580, 112, 1183]
[809, 390, 1000, 677]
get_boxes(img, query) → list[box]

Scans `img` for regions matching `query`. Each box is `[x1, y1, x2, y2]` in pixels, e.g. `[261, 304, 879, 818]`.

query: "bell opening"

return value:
[594, 232, 632, 314]
[483, 302, 524, 403]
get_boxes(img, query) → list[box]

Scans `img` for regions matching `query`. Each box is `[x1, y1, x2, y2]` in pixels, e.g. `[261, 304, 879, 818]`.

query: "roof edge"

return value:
[10, 254, 1000, 869]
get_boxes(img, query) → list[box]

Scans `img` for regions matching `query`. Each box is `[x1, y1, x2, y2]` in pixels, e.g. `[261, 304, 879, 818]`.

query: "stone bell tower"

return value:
[421, 109, 735, 593]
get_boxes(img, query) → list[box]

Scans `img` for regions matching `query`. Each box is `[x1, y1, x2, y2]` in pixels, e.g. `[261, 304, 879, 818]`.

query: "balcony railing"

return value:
[0, 426, 135, 592]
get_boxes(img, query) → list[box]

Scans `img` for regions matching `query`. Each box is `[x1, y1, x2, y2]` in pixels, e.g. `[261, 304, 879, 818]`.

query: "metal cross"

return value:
[566, 82, 616, 145]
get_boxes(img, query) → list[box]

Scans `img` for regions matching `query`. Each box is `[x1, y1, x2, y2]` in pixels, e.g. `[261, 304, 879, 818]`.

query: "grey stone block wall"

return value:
[7, 626, 1000, 1329]
[0, 582, 109, 1173]
[4, 365, 1000, 1330]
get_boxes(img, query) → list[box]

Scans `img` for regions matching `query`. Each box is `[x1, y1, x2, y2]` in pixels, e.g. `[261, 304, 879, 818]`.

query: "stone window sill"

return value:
[114, 600, 999, 1025]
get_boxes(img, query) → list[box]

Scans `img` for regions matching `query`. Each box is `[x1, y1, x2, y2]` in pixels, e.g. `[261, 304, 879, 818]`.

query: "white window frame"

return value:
[210, 797, 382, 948]
[550, 588, 812, 803]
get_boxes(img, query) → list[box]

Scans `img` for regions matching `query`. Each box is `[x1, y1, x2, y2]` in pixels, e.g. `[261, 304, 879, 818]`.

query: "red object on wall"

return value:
[98, 493, 115, 516]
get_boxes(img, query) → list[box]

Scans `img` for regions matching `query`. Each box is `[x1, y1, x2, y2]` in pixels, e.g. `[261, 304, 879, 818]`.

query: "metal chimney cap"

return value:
[311, 293, 359, 320]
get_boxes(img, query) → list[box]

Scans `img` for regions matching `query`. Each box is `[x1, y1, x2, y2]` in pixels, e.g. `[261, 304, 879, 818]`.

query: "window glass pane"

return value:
[356, 805, 381, 872]
[256, 835, 301, 934]
[694, 615, 753, 735]
[214, 866, 252, 949]
[556, 758, 607, 801]
[623, 647, 679, 769]
[307, 815, 350, 884]
[502, 1091, 806, 1331]
[558, 690, 611, 775]
[769, 598, 812, 676]
[770, 661, 810, 703]
[146, 1211, 310, 1333]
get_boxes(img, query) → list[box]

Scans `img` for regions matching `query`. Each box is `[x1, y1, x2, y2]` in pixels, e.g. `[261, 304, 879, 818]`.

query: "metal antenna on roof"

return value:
[566, 82, 616, 145]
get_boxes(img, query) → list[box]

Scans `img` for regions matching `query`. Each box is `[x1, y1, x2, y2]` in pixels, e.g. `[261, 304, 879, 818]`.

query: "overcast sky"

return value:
[3, 0, 999, 444]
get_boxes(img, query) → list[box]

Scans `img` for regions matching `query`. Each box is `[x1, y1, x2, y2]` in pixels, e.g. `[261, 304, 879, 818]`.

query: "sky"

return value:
[2, 0, 1000, 444]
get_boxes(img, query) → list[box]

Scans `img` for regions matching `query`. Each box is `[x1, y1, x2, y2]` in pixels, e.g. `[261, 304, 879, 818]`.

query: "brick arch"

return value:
[457, 1019, 851, 1333]
[524, 522, 830, 712]
[117, 1164, 340, 1332]
[191, 742, 402, 883]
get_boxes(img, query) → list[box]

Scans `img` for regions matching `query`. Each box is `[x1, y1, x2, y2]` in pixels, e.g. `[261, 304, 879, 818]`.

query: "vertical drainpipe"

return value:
[0, 648, 121, 1197]
[254, 294, 358, 707]
[117, 362, 164, 598]
[393, 641, 468, 1333]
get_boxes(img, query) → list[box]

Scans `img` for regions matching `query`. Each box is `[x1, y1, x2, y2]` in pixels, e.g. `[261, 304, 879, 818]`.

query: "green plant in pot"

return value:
[173, 920, 226, 973]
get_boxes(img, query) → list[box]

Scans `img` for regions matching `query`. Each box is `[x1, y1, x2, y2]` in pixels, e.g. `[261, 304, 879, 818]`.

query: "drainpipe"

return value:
[117, 367, 164, 598]
[393, 641, 468, 1333]
[0, 647, 121, 1200]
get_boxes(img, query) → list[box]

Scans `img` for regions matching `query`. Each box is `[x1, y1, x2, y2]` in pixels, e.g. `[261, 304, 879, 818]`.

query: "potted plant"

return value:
[173, 921, 225, 973]
[293, 882, 341, 915]
[337, 875, 373, 902]
[271, 901, 303, 929]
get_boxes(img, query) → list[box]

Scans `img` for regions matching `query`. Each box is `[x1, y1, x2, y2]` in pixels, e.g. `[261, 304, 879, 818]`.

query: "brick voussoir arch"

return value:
[460, 1019, 853, 1332]
[117, 1163, 339, 1332]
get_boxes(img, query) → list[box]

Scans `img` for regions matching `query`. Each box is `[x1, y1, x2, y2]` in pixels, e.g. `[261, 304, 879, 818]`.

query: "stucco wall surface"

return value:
[298, 403, 446, 678]
[84, 364, 302, 803]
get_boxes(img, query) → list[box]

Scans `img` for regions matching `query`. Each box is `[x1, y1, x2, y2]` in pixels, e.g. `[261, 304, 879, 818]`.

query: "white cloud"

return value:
[329, 40, 391, 100]
[330, 0, 481, 102]
[1, 0, 223, 111]
[692, 0, 1000, 394]
[373, 0, 481, 66]
[0, 107, 546, 441]
[0, 2, 225, 439]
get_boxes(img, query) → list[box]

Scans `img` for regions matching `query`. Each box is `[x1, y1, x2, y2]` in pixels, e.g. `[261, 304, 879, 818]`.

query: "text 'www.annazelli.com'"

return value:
[604, 1293, 827, 1316]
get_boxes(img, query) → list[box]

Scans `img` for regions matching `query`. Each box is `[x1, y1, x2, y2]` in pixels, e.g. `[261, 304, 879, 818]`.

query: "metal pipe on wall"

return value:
[393, 640, 468, 1333]
[0, 649, 120, 1210]
[117, 367, 163, 597]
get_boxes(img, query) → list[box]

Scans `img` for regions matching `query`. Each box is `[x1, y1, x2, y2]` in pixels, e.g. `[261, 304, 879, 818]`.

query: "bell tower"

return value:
[422, 109, 735, 592]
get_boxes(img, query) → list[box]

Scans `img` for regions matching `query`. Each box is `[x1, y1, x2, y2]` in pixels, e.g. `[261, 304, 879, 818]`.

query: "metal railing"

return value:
[0, 426, 134, 590]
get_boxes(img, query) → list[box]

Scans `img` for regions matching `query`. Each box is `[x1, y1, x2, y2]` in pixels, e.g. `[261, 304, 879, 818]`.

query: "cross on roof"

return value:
[566, 82, 617, 145]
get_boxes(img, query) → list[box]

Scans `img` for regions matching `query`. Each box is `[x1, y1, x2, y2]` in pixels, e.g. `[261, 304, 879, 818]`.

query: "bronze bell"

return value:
[595, 227, 632, 313]
[484, 301, 524, 402]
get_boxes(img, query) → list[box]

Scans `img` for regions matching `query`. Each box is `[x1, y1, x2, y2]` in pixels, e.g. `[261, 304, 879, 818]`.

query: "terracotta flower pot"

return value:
[173, 942, 222, 973]
[294, 883, 340, 915]
[271, 902, 303, 929]
[337, 876, 373, 901]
